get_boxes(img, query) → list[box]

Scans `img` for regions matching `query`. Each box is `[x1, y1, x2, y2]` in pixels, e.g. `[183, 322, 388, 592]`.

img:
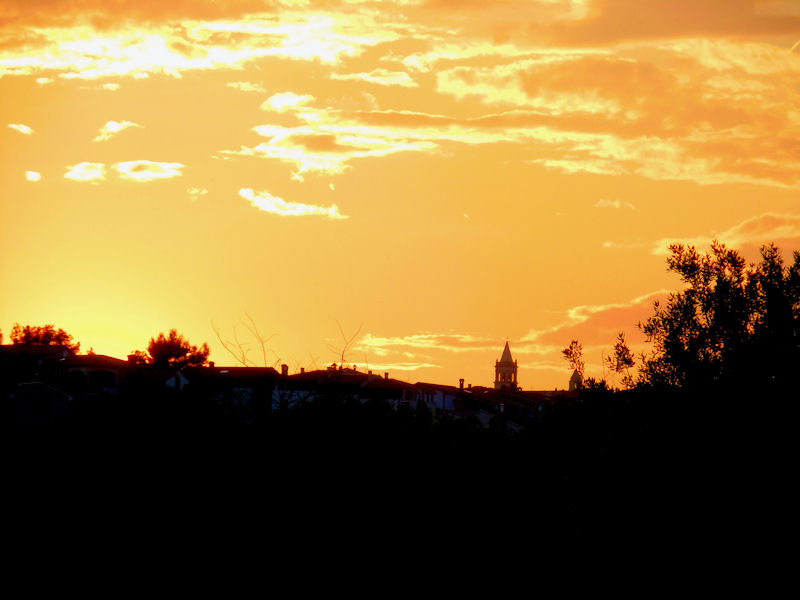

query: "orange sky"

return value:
[2, 0, 799, 389]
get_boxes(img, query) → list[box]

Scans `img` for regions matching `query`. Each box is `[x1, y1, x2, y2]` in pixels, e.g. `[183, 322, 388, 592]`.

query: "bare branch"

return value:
[212, 320, 251, 367]
[334, 320, 363, 365]
[241, 309, 277, 368]
[214, 312, 278, 368]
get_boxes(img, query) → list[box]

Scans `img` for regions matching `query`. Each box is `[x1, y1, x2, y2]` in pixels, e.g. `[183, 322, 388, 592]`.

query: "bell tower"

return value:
[494, 341, 518, 390]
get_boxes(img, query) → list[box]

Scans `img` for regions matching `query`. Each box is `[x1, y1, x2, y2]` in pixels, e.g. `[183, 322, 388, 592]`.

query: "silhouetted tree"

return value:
[9, 323, 80, 355]
[128, 350, 149, 365]
[638, 241, 800, 390]
[605, 332, 635, 388]
[136, 329, 210, 369]
[751, 243, 800, 386]
[561, 339, 585, 377]
[582, 377, 610, 391]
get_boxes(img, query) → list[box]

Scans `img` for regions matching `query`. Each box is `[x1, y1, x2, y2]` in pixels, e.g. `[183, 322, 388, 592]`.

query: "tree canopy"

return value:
[9, 323, 80, 355]
[561, 339, 585, 377]
[137, 329, 210, 369]
[638, 241, 800, 391]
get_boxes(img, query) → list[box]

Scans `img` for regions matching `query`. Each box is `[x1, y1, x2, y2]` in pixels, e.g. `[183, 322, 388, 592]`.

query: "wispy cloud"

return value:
[64, 162, 105, 182]
[8, 123, 33, 135]
[0, 9, 414, 80]
[652, 213, 800, 255]
[602, 241, 643, 249]
[102, 83, 120, 91]
[521, 291, 669, 350]
[356, 332, 497, 355]
[227, 81, 266, 93]
[25, 171, 41, 182]
[239, 188, 347, 219]
[516, 290, 672, 381]
[93, 120, 141, 142]
[331, 68, 417, 88]
[595, 198, 637, 210]
[113, 160, 183, 181]
[35, 77, 53, 85]
[224, 104, 527, 179]
[187, 187, 209, 201]
[261, 92, 315, 112]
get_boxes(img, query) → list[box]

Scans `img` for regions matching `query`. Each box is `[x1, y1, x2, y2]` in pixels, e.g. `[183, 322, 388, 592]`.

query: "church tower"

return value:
[494, 341, 518, 390]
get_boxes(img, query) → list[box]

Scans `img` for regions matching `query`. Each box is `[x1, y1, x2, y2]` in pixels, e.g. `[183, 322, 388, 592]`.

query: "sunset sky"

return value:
[2, 0, 799, 389]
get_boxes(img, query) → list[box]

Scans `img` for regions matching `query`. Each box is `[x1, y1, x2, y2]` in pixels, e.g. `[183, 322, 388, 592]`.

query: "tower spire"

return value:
[494, 341, 518, 390]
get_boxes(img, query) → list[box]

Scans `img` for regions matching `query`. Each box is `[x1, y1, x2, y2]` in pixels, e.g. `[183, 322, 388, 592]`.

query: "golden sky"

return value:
[2, 0, 799, 389]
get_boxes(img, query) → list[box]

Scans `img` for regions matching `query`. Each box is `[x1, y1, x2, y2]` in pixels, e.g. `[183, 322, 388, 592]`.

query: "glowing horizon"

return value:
[2, 1, 799, 389]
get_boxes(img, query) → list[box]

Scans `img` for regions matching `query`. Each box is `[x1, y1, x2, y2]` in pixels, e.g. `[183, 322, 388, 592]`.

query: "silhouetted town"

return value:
[3, 339, 580, 426]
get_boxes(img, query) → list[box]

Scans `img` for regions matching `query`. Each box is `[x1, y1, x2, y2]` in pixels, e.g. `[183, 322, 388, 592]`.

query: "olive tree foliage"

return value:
[561, 339, 585, 377]
[9, 323, 80, 355]
[605, 332, 636, 389]
[133, 329, 210, 369]
[637, 241, 800, 390]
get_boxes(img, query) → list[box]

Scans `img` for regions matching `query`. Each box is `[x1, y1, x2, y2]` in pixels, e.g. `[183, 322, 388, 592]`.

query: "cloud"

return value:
[226, 111, 442, 178]
[517, 290, 671, 382]
[431, 43, 800, 189]
[113, 160, 183, 181]
[0, 9, 411, 80]
[261, 92, 315, 112]
[8, 123, 33, 135]
[0, 0, 279, 28]
[239, 188, 347, 219]
[331, 68, 417, 87]
[594, 199, 637, 210]
[652, 213, 800, 255]
[228, 82, 800, 187]
[25, 170, 41, 182]
[567, 0, 800, 44]
[93, 120, 141, 142]
[356, 332, 498, 355]
[64, 162, 105, 182]
[391, 39, 602, 73]
[102, 83, 120, 91]
[521, 291, 669, 348]
[35, 77, 52, 85]
[227, 81, 266, 93]
[223, 103, 542, 179]
[187, 187, 208, 201]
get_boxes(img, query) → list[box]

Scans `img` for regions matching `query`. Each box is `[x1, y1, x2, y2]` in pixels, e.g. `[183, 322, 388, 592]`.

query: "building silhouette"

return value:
[494, 341, 518, 391]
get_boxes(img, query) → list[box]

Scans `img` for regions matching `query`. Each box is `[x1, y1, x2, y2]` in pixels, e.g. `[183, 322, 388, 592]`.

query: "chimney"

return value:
[368, 370, 372, 376]
[384, 372, 389, 380]
[300, 367, 305, 374]
[281, 364, 289, 377]
[459, 378, 464, 391]
[468, 384, 472, 390]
